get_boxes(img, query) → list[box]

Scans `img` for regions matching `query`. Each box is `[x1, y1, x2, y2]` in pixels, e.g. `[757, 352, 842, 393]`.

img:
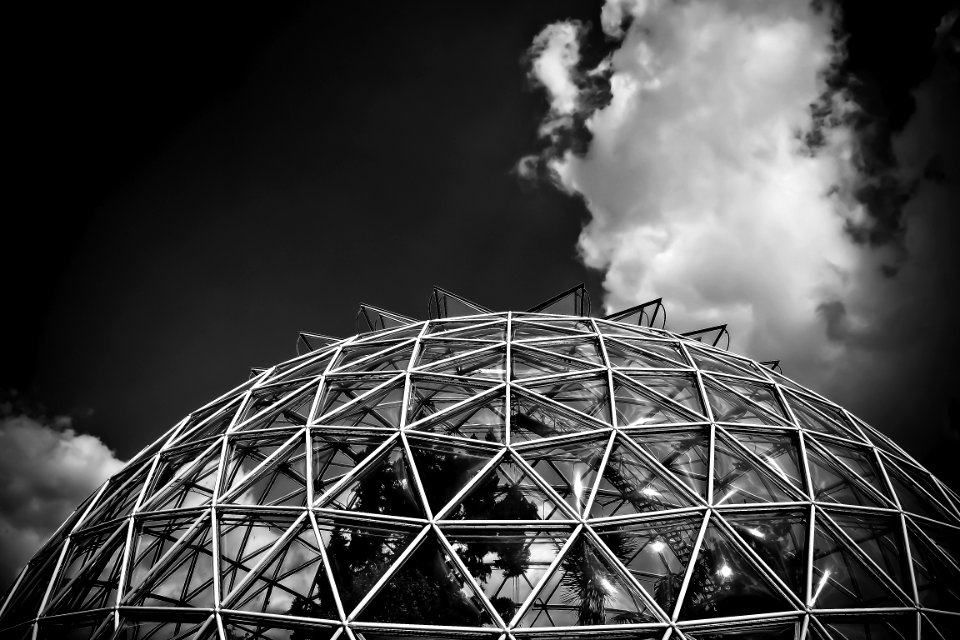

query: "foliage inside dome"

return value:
[2, 293, 959, 640]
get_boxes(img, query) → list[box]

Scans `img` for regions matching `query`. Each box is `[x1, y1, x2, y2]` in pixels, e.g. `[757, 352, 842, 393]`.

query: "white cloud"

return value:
[523, 0, 960, 448]
[0, 415, 125, 584]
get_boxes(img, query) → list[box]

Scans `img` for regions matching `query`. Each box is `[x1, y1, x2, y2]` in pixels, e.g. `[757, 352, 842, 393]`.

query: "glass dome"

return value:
[3, 301, 959, 640]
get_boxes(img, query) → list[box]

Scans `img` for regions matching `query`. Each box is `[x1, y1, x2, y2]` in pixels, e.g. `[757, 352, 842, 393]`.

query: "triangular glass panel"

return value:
[613, 375, 698, 426]
[521, 375, 612, 424]
[516, 436, 608, 516]
[711, 377, 786, 419]
[517, 529, 659, 627]
[883, 457, 955, 523]
[408, 390, 506, 442]
[416, 340, 496, 369]
[908, 525, 960, 609]
[812, 440, 892, 502]
[45, 526, 127, 616]
[687, 346, 756, 376]
[712, 433, 800, 505]
[139, 442, 222, 512]
[126, 514, 205, 601]
[356, 532, 497, 626]
[702, 379, 784, 426]
[333, 343, 414, 374]
[317, 517, 420, 616]
[81, 463, 152, 527]
[222, 434, 309, 507]
[269, 351, 335, 386]
[590, 434, 700, 517]
[429, 287, 492, 319]
[806, 444, 888, 508]
[314, 374, 399, 419]
[809, 514, 908, 610]
[310, 430, 390, 501]
[513, 320, 589, 341]
[316, 379, 405, 429]
[821, 615, 916, 640]
[425, 320, 505, 342]
[678, 514, 796, 620]
[422, 347, 508, 380]
[510, 390, 605, 443]
[219, 431, 302, 500]
[112, 615, 211, 640]
[626, 429, 710, 501]
[218, 512, 298, 602]
[595, 514, 703, 615]
[426, 318, 503, 339]
[232, 380, 319, 433]
[407, 437, 499, 515]
[445, 527, 571, 624]
[721, 429, 804, 490]
[172, 396, 244, 445]
[621, 373, 705, 416]
[443, 452, 570, 521]
[44, 523, 126, 609]
[406, 376, 497, 424]
[526, 284, 590, 316]
[321, 442, 426, 518]
[604, 338, 685, 370]
[783, 391, 861, 441]
[123, 514, 216, 608]
[819, 510, 911, 599]
[226, 519, 337, 618]
[511, 346, 598, 380]
[522, 338, 603, 365]
[721, 510, 807, 599]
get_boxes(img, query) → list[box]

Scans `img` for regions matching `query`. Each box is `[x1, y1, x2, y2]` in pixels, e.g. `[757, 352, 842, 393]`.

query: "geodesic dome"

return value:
[3, 288, 960, 640]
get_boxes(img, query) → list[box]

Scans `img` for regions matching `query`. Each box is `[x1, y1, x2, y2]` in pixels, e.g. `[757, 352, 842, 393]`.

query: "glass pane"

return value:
[444, 454, 570, 521]
[522, 375, 612, 424]
[322, 444, 426, 519]
[713, 434, 798, 505]
[517, 531, 659, 627]
[356, 534, 496, 626]
[407, 438, 499, 516]
[511, 391, 603, 443]
[595, 515, 703, 615]
[622, 373, 705, 416]
[820, 510, 910, 596]
[512, 347, 596, 379]
[721, 510, 807, 599]
[590, 435, 700, 517]
[408, 392, 506, 442]
[613, 376, 697, 426]
[423, 347, 507, 380]
[678, 515, 793, 619]
[446, 527, 570, 624]
[516, 437, 608, 516]
[703, 379, 783, 426]
[722, 430, 804, 490]
[406, 377, 497, 424]
[604, 338, 686, 369]
[523, 339, 603, 364]
[807, 444, 888, 508]
[626, 429, 710, 500]
[218, 513, 297, 601]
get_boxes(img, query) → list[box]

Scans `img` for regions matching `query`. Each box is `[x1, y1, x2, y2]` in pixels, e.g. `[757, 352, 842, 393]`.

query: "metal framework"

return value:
[2, 290, 959, 640]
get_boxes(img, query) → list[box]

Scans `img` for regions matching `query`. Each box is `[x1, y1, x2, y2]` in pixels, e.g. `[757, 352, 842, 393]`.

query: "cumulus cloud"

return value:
[0, 411, 125, 585]
[521, 0, 960, 460]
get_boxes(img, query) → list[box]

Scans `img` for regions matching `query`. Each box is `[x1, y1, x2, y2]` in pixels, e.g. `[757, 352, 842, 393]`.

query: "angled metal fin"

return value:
[604, 297, 666, 328]
[681, 324, 730, 350]
[760, 360, 783, 374]
[527, 283, 591, 317]
[427, 287, 493, 319]
[357, 304, 417, 333]
[296, 332, 339, 356]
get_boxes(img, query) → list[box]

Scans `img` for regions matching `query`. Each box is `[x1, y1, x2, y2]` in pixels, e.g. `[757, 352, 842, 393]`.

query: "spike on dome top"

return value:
[3, 289, 960, 640]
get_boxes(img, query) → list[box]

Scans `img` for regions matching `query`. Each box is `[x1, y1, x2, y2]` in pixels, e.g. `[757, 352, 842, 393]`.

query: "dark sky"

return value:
[4, 1, 958, 481]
